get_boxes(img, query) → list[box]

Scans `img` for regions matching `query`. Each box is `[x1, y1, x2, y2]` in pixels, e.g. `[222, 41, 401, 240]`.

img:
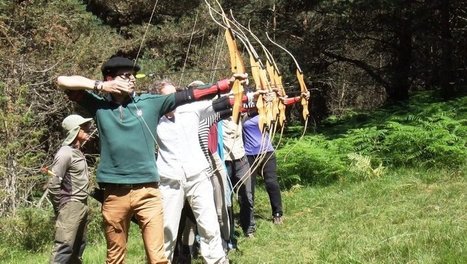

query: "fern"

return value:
[276, 137, 347, 187]
[347, 153, 385, 180]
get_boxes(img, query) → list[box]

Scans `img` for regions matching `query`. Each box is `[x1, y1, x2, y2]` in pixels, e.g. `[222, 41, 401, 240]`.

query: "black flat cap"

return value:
[101, 56, 141, 75]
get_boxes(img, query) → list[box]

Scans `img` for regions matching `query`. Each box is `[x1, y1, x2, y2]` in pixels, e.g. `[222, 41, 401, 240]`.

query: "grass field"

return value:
[3, 167, 465, 264]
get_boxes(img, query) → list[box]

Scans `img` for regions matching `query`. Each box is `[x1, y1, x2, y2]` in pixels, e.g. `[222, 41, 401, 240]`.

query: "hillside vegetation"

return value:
[1, 0, 466, 214]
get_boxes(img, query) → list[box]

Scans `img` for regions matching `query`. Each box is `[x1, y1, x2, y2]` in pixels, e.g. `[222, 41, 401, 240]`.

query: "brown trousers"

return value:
[102, 184, 167, 264]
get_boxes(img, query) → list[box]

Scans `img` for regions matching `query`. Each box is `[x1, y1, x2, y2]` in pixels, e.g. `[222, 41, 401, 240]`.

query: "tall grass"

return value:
[229, 167, 466, 263]
[2, 168, 464, 263]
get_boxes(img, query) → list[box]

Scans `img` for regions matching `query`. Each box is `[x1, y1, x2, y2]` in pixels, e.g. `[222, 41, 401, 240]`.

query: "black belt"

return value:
[101, 182, 159, 189]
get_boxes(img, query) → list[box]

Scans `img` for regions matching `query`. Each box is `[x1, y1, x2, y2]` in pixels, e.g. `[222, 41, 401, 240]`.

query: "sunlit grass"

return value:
[3, 168, 464, 264]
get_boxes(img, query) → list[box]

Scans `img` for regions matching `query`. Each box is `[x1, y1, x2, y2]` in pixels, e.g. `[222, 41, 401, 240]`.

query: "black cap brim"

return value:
[101, 56, 141, 75]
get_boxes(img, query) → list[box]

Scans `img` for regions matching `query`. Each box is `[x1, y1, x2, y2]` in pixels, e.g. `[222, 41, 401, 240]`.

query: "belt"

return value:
[102, 182, 159, 189]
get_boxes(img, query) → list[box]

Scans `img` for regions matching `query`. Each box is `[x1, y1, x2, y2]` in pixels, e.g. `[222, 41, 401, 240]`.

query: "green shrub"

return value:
[277, 93, 466, 186]
[381, 119, 466, 168]
[276, 136, 347, 187]
[326, 94, 466, 170]
[0, 201, 106, 258]
[0, 207, 54, 252]
[347, 152, 385, 181]
[86, 199, 106, 245]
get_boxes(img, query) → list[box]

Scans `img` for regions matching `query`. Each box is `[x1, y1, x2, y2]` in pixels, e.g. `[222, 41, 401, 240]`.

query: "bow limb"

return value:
[224, 28, 245, 124]
[265, 32, 311, 163]
[247, 53, 268, 132]
[205, 1, 245, 124]
[230, 28, 267, 131]
[227, 11, 274, 132]
[242, 30, 287, 153]
[229, 15, 290, 190]
[266, 32, 310, 129]
[242, 21, 288, 128]
[274, 68, 287, 127]
[296, 69, 309, 120]
[207, 1, 255, 198]
[212, 1, 245, 124]
[231, 15, 286, 128]
[259, 41, 288, 127]
[218, 9, 278, 194]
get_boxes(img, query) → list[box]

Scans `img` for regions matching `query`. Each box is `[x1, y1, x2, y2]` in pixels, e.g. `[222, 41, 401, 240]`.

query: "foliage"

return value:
[277, 92, 466, 185]
[0, 199, 105, 259]
[0, 0, 465, 261]
[0, 207, 54, 254]
[0, 0, 128, 215]
[347, 152, 385, 180]
[0, 81, 49, 215]
[336, 93, 467, 169]
[86, 199, 106, 244]
[0, 0, 465, 217]
[276, 136, 346, 187]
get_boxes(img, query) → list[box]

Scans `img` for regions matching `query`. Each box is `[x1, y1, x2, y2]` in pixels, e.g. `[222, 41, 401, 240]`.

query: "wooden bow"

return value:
[227, 12, 273, 133]
[266, 33, 310, 132]
[205, 1, 246, 125]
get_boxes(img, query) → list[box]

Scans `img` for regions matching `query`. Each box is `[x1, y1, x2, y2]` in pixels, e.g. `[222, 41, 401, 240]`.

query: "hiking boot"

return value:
[273, 213, 283, 225]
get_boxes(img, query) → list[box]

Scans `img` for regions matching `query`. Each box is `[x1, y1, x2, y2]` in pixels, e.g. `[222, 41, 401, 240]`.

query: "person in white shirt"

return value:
[154, 80, 245, 264]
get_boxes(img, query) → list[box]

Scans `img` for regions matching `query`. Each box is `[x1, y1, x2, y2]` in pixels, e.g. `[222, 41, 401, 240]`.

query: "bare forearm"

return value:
[56, 75, 96, 91]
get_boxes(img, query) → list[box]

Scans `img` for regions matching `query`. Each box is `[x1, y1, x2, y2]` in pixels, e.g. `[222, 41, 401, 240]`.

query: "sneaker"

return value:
[273, 214, 283, 225]
[245, 232, 255, 238]
[226, 240, 237, 252]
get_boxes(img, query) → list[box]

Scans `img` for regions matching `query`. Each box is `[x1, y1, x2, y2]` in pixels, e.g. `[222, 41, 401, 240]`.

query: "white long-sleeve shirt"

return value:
[156, 100, 215, 180]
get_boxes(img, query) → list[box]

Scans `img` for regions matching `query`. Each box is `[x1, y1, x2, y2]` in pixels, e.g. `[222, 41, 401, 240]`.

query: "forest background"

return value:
[0, 0, 465, 263]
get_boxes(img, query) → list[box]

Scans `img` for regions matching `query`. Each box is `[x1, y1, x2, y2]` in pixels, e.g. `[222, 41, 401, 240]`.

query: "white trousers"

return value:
[161, 170, 226, 264]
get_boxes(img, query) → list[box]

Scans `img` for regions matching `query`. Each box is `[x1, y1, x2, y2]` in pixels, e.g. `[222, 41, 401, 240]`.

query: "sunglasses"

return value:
[112, 72, 135, 79]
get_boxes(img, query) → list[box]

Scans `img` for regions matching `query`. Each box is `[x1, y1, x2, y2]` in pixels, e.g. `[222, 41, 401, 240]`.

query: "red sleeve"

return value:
[192, 79, 231, 100]
[284, 96, 300, 106]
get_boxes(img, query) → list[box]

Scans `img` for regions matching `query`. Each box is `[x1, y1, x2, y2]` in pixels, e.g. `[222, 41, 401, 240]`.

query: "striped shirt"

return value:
[198, 113, 221, 175]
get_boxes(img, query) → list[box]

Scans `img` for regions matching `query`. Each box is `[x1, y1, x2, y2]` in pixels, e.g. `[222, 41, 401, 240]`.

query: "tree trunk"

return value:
[388, 4, 412, 102]
[439, 0, 455, 99]
[3, 157, 18, 215]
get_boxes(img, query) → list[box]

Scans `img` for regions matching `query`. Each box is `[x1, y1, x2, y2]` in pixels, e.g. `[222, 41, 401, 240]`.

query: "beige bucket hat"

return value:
[61, 114, 92, 146]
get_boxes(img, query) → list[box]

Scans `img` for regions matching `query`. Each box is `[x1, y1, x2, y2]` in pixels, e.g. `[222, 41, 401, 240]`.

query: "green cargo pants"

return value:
[50, 200, 88, 264]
